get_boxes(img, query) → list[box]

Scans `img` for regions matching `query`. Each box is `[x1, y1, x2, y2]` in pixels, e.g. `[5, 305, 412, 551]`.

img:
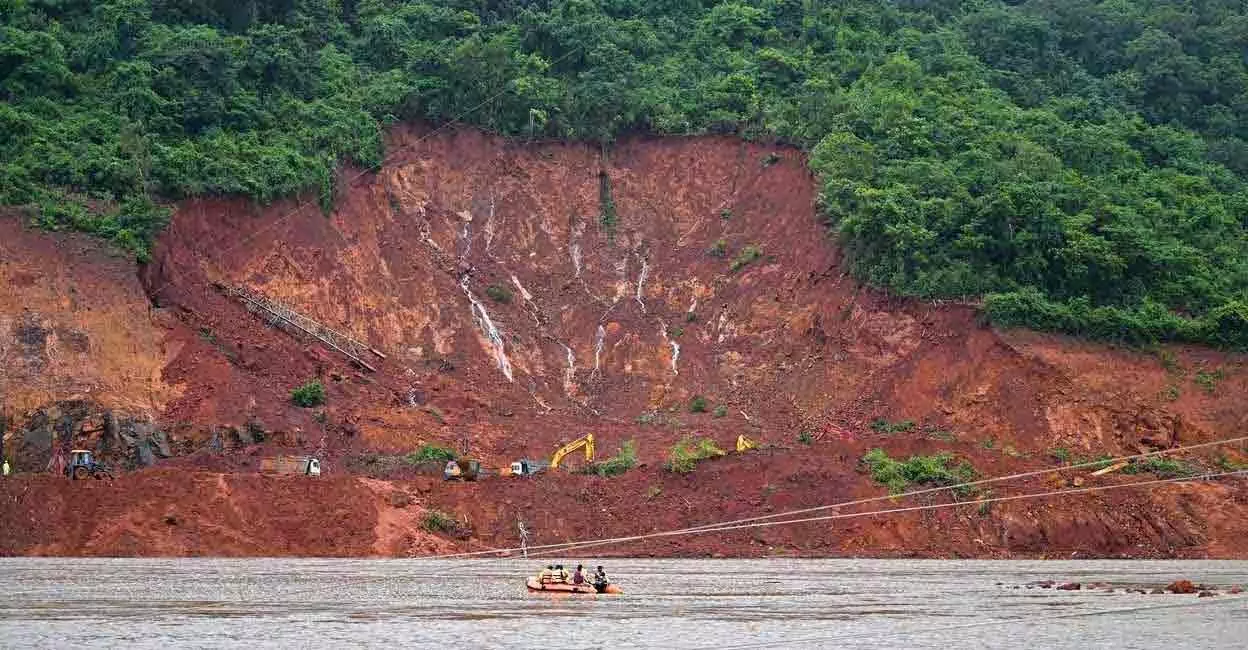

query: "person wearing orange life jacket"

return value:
[555, 564, 569, 583]
[539, 565, 554, 584]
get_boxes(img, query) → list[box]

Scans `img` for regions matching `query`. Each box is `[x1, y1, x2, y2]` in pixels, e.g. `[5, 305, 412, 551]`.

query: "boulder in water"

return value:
[1056, 582, 1081, 591]
[1167, 580, 1197, 594]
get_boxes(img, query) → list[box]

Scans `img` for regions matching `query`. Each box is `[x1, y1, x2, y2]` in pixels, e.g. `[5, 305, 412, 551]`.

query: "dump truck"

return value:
[260, 455, 321, 476]
[443, 458, 481, 481]
[504, 458, 547, 477]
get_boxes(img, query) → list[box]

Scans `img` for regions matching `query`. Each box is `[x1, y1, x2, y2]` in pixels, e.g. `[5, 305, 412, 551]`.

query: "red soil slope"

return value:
[2, 125, 1247, 557]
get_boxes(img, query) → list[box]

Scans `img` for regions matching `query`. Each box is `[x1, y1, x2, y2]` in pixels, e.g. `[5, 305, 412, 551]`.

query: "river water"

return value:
[1, 558, 1245, 649]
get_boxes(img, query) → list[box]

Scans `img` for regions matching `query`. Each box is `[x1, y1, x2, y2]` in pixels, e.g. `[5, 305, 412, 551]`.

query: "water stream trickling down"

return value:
[593, 324, 606, 376]
[460, 278, 514, 382]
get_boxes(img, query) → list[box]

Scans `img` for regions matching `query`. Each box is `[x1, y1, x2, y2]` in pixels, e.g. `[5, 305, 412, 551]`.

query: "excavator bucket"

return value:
[736, 435, 757, 453]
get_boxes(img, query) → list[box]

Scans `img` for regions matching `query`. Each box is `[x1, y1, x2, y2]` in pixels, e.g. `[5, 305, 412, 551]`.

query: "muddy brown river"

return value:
[1, 558, 1246, 648]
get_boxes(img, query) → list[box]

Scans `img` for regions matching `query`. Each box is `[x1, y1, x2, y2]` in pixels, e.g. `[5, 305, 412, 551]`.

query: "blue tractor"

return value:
[65, 449, 113, 480]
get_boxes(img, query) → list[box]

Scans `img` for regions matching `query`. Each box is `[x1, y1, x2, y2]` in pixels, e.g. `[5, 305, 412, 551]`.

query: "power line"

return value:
[205, 465, 1246, 606]
[404, 435, 1248, 560]
[518, 469, 1248, 559]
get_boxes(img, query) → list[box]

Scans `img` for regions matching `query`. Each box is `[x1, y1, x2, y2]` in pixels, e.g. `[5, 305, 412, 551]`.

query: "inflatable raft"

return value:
[526, 577, 623, 594]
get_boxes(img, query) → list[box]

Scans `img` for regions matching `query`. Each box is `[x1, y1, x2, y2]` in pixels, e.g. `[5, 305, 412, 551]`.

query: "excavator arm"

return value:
[551, 434, 595, 469]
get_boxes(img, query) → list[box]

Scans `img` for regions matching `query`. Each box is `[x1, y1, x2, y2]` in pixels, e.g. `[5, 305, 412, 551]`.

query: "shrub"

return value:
[665, 437, 725, 473]
[708, 239, 728, 258]
[870, 418, 915, 434]
[406, 444, 456, 464]
[689, 395, 709, 413]
[713, 405, 728, 418]
[730, 245, 763, 272]
[1050, 447, 1070, 464]
[1194, 368, 1225, 394]
[860, 448, 978, 496]
[798, 430, 814, 445]
[761, 152, 781, 167]
[1122, 457, 1199, 479]
[719, 208, 732, 219]
[421, 509, 459, 533]
[685, 311, 698, 323]
[485, 284, 512, 303]
[593, 440, 637, 477]
[291, 380, 326, 407]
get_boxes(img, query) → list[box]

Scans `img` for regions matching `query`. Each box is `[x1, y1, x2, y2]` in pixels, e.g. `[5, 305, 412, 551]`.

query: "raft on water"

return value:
[526, 577, 622, 594]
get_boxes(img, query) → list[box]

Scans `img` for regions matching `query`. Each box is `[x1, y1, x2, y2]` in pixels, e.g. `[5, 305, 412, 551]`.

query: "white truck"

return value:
[259, 455, 321, 476]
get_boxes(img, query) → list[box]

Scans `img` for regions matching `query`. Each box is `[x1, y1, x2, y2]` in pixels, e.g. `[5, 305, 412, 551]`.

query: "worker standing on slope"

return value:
[2, 459, 9, 476]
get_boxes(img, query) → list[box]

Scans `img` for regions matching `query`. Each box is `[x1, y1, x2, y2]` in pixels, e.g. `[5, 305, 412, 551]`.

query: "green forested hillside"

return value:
[2, 1, 1246, 346]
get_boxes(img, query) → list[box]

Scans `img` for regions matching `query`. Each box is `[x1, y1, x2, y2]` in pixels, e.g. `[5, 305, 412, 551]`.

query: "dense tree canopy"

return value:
[2, 0, 1246, 347]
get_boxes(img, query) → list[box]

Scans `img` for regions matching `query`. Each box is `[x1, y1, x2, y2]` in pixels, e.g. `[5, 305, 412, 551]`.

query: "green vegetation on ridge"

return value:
[2, 1, 1247, 346]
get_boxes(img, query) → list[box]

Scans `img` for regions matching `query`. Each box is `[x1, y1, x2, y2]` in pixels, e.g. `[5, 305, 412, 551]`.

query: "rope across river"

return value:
[187, 433, 1248, 607]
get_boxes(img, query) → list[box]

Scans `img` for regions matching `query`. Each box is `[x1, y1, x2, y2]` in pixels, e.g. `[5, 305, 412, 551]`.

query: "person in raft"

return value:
[556, 565, 570, 583]
[593, 566, 609, 589]
[571, 565, 586, 585]
[540, 565, 555, 584]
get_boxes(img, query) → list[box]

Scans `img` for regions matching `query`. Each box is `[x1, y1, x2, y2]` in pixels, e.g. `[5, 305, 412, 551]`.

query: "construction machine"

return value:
[444, 458, 481, 481]
[505, 458, 547, 477]
[550, 434, 594, 470]
[259, 455, 321, 476]
[736, 435, 757, 453]
[65, 450, 113, 480]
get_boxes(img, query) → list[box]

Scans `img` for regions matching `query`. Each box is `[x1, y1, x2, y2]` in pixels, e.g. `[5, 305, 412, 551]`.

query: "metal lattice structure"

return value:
[221, 283, 385, 373]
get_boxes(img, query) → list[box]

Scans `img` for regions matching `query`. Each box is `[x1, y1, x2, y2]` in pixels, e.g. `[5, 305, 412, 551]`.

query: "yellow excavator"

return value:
[550, 434, 595, 470]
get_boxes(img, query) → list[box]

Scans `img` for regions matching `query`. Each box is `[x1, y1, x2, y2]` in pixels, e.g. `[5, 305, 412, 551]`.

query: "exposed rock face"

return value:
[3, 125, 1248, 558]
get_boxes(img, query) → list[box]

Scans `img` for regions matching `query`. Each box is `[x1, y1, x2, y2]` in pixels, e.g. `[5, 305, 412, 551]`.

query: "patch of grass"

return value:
[689, 395, 709, 413]
[685, 311, 698, 323]
[423, 406, 445, 424]
[871, 418, 915, 434]
[1216, 454, 1248, 471]
[719, 207, 732, 219]
[708, 238, 728, 258]
[1050, 447, 1071, 464]
[981, 438, 996, 450]
[406, 444, 456, 464]
[1122, 456, 1199, 479]
[592, 440, 637, 477]
[1156, 348, 1184, 375]
[198, 327, 218, 344]
[485, 284, 513, 303]
[977, 489, 994, 516]
[665, 436, 726, 474]
[729, 244, 763, 272]
[668, 325, 685, 338]
[1193, 367, 1225, 394]
[1161, 384, 1181, 402]
[636, 411, 661, 426]
[713, 405, 728, 418]
[290, 380, 326, 408]
[860, 448, 979, 496]
[420, 509, 459, 534]
[925, 429, 956, 442]
[646, 484, 663, 499]
[798, 430, 814, 445]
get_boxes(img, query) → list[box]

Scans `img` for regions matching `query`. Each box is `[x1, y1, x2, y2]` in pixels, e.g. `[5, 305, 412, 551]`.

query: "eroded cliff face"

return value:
[2, 125, 1247, 558]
